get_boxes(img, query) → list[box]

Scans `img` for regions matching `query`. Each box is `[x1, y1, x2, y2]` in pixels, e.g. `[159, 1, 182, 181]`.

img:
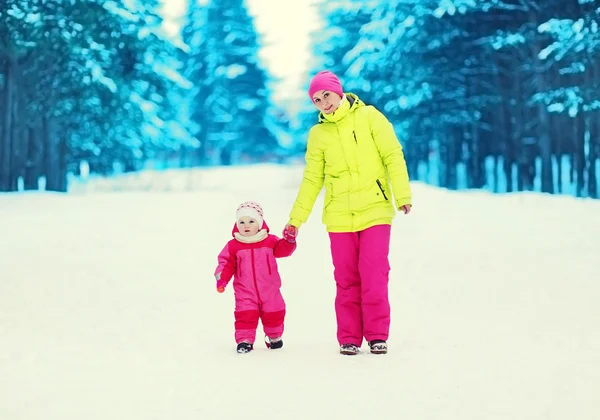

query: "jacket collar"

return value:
[318, 93, 360, 124]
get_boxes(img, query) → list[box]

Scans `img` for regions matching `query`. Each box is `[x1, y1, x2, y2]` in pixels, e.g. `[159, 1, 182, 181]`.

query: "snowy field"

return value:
[1, 164, 599, 420]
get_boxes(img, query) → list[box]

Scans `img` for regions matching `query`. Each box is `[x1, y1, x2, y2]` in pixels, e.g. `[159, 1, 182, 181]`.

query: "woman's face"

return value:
[311, 90, 342, 114]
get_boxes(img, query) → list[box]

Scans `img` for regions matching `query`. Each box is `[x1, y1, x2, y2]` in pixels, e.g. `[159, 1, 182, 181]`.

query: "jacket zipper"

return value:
[266, 255, 272, 275]
[376, 179, 389, 201]
[352, 131, 357, 144]
[251, 249, 262, 304]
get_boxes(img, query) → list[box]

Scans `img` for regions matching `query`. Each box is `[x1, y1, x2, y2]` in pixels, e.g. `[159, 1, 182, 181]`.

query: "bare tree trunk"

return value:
[503, 114, 515, 193]
[535, 92, 553, 194]
[437, 134, 446, 187]
[588, 115, 598, 198]
[492, 155, 500, 193]
[10, 88, 26, 190]
[57, 133, 67, 192]
[43, 116, 67, 192]
[519, 147, 536, 191]
[530, 31, 553, 194]
[469, 122, 484, 188]
[498, 62, 514, 192]
[574, 112, 585, 197]
[586, 61, 598, 198]
[43, 115, 57, 190]
[447, 130, 459, 190]
[512, 59, 525, 192]
[405, 139, 420, 181]
[553, 116, 563, 194]
[24, 123, 44, 190]
[0, 57, 15, 191]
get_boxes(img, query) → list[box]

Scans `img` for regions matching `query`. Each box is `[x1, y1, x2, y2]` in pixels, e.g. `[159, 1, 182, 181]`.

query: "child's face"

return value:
[237, 216, 260, 237]
[311, 89, 342, 114]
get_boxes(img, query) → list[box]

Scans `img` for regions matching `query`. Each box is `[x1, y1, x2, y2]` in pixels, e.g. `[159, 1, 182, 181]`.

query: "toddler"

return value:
[214, 201, 297, 353]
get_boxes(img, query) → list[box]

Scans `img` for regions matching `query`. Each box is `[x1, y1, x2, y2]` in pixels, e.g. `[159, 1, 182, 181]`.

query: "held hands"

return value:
[283, 224, 298, 243]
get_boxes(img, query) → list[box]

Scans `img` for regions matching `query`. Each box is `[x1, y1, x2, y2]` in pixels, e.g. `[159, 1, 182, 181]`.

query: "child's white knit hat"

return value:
[236, 201, 264, 227]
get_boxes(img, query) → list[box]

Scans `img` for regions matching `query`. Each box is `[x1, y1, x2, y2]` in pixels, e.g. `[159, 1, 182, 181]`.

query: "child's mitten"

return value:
[215, 272, 227, 293]
[283, 224, 298, 243]
[216, 279, 227, 293]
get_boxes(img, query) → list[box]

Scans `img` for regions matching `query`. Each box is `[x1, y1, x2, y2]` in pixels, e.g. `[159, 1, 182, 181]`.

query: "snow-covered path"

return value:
[1, 166, 599, 420]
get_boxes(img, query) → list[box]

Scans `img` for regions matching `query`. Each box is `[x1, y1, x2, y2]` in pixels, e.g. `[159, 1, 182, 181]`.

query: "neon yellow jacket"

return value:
[289, 93, 412, 233]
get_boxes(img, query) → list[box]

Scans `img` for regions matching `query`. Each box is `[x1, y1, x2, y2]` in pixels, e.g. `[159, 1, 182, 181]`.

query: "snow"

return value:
[215, 64, 248, 79]
[89, 61, 117, 93]
[152, 61, 193, 90]
[1, 164, 600, 420]
[491, 32, 527, 51]
[104, 0, 139, 23]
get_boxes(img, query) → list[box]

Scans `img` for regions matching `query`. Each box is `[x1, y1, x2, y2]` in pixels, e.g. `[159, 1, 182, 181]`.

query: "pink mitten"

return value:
[283, 224, 298, 243]
[216, 279, 227, 293]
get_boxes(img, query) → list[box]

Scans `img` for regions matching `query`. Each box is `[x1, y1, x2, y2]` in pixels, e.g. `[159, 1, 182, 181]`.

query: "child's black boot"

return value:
[368, 340, 387, 354]
[265, 336, 283, 350]
[237, 341, 253, 354]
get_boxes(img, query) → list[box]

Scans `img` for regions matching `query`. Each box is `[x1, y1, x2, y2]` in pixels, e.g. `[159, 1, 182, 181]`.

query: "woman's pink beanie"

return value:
[308, 70, 344, 100]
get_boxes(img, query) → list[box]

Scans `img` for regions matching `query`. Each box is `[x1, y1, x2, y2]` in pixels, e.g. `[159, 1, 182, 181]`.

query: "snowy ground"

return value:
[1, 164, 599, 420]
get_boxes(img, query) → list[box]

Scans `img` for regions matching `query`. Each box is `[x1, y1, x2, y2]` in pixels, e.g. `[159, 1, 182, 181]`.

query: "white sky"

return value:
[159, 0, 322, 107]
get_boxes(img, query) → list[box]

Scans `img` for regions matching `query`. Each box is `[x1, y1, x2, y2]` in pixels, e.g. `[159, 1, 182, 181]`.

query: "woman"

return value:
[284, 70, 412, 355]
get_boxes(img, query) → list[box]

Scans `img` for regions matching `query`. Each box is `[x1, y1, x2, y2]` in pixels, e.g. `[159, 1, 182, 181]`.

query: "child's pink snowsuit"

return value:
[214, 221, 296, 345]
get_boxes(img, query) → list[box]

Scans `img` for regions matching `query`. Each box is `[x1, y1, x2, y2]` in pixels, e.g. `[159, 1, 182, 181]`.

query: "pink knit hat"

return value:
[236, 201, 264, 227]
[308, 70, 344, 101]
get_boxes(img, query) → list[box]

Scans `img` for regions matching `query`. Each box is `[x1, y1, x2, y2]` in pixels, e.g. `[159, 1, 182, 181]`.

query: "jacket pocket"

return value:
[266, 255, 272, 275]
[376, 179, 389, 201]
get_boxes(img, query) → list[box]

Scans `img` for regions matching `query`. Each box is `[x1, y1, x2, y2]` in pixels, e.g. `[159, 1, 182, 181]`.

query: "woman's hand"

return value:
[400, 204, 411, 214]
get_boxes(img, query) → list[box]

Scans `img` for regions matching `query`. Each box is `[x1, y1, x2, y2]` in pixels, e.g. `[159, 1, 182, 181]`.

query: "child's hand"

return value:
[283, 224, 298, 243]
[216, 279, 227, 293]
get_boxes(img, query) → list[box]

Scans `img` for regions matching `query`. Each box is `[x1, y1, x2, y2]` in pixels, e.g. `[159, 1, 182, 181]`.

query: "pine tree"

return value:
[309, 0, 374, 101]
[0, 0, 196, 191]
[533, 0, 600, 197]
[182, 0, 278, 165]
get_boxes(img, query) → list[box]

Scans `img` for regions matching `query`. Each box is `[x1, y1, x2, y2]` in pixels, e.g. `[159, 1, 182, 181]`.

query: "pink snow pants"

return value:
[328, 224, 391, 346]
[234, 291, 285, 345]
